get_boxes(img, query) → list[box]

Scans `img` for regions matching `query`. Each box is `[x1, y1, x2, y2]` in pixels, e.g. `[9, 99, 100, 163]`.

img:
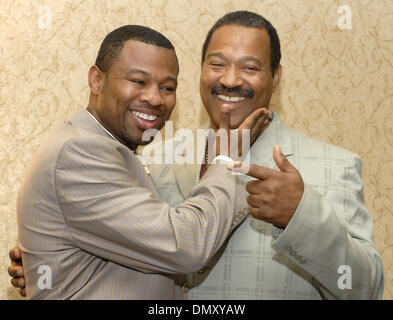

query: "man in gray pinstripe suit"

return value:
[10, 24, 271, 299]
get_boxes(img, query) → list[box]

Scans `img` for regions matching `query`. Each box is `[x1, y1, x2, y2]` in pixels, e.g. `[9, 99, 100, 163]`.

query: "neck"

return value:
[85, 105, 137, 151]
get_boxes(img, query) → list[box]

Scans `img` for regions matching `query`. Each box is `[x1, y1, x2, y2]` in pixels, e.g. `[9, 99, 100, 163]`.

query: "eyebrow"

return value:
[126, 68, 177, 84]
[242, 56, 263, 66]
[126, 68, 149, 76]
[206, 53, 263, 67]
[206, 52, 226, 60]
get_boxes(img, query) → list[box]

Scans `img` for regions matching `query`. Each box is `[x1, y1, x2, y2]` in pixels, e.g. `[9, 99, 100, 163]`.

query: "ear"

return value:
[88, 65, 105, 96]
[272, 64, 282, 92]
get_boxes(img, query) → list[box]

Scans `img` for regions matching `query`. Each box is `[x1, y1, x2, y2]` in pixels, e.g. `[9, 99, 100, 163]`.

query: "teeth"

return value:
[132, 111, 157, 121]
[217, 95, 245, 102]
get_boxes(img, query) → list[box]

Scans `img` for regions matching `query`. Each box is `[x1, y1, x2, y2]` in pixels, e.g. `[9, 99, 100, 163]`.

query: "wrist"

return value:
[212, 155, 234, 165]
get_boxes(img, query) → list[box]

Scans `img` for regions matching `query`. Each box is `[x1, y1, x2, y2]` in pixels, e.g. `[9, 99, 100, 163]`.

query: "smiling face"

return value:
[88, 39, 178, 150]
[200, 24, 281, 130]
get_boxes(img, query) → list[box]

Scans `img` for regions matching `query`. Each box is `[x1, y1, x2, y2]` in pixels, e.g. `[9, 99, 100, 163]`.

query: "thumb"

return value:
[218, 105, 231, 131]
[273, 145, 295, 173]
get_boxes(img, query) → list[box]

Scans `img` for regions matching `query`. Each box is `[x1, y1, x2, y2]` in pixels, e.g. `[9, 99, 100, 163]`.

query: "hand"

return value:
[213, 107, 272, 160]
[228, 145, 304, 228]
[8, 247, 26, 297]
[237, 108, 272, 149]
[214, 104, 231, 158]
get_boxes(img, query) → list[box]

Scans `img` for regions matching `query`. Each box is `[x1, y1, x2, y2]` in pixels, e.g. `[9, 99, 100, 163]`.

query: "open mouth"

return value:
[216, 94, 246, 103]
[131, 110, 160, 129]
[132, 111, 158, 121]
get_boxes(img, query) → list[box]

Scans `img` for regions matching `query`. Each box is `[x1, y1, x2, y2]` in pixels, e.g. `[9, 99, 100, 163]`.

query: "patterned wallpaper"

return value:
[0, 0, 392, 299]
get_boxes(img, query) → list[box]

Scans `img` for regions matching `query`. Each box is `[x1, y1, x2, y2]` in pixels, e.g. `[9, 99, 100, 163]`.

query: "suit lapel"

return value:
[250, 112, 293, 167]
[173, 162, 200, 199]
[69, 108, 117, 139]
[173, 123, 209, 199]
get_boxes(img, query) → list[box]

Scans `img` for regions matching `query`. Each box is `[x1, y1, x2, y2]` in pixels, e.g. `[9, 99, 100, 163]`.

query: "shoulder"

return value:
[290, 129, 360, 163]
[287, 130, 365, 192]
[29, 119, 134, 174]
[269, 119, 364, 184]
[57, 129, 134, 171]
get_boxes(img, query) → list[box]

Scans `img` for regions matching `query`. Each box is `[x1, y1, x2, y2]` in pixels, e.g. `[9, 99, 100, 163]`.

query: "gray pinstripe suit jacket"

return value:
[148, 112, 384, 299]
[17, 109, 248, 299]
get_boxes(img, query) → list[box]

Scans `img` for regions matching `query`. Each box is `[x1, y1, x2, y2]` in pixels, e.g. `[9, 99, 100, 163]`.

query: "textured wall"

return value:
[0, 0, 392, 299]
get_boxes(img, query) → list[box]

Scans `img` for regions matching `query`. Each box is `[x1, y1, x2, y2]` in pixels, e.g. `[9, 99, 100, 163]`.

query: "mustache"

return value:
[211, 86, 254, 99]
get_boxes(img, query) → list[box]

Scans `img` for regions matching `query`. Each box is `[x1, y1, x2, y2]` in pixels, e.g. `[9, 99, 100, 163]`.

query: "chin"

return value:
[228, 119, 245, 130]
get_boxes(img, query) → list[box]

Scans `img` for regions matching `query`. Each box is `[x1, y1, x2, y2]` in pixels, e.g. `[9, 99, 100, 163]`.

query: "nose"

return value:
[140, 85, 164, 107]
[219, 66, 243, 88]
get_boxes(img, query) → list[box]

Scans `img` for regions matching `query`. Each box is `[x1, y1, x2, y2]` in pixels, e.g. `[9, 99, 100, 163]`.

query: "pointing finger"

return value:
[227, 162, 273, 179]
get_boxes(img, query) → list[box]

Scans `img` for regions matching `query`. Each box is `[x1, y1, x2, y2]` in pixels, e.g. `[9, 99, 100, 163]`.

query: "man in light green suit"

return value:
[147, 11, 384, 299]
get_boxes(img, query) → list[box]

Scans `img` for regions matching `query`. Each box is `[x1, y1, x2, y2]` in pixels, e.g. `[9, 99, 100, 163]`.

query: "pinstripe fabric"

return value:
[17, 110, 244, 299]
[149, 112, 384, 300]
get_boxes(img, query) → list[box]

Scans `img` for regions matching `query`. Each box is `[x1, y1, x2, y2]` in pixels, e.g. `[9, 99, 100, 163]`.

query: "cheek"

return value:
[252, 79, 273, 103]
[165, 96, 176, 114]
[200, 71, 216, 98]
[230, 110, 253, 127]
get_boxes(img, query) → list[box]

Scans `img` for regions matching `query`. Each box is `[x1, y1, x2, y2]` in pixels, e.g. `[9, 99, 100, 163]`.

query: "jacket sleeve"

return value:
[271, 154, 384, 299]
[54, 136, 238, 275]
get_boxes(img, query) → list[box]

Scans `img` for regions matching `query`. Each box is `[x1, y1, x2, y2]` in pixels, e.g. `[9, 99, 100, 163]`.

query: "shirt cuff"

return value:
[212, 155, 235, 164]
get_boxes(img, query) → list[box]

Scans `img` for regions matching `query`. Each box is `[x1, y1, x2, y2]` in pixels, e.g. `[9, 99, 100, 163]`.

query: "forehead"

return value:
[206, 25, 271, 63]
[110, 39, 179, 77]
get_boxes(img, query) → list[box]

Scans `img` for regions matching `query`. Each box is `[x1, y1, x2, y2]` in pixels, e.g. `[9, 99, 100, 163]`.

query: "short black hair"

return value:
[95, 25, 177, 72]
[201, 11, 281, 76]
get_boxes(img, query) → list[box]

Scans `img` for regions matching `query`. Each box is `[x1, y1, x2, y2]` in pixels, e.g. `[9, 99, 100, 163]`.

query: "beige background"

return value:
[0, 0, 392, 299]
